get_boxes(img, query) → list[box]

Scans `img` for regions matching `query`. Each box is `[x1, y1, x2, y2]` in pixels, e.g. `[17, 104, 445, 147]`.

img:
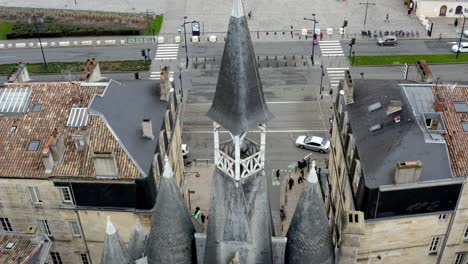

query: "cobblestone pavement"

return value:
[2, 0, 463, 39]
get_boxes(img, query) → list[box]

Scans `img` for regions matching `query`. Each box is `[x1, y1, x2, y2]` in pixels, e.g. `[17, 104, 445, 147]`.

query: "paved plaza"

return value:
[1, 0, 437, 36]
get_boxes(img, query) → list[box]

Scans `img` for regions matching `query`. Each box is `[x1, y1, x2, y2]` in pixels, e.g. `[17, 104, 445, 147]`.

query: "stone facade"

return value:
[415, 0, 467, 18]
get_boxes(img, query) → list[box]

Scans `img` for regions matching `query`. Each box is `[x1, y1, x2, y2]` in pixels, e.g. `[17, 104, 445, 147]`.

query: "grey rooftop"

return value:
[89, 80, 169, 177]
[346, 80, 452, 188]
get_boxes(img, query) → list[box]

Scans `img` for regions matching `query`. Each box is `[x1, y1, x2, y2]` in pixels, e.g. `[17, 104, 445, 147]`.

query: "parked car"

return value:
[377, 35, 397, 46]
[451, 42, 468, 53]
[182, 144, 189, 159]
[295, 136, 330, 153]
[464, 29, 468, 38]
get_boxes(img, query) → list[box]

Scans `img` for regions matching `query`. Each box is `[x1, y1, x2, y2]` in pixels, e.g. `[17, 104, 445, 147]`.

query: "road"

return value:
[348, 38, 464, 56]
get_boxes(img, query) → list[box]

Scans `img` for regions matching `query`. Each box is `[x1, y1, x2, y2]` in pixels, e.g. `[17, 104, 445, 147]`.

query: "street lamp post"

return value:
[456, 13, 467, 59]
[187, 189, 195, 211]
[32, 16, 47, 70]
[304, 14, 318, 65]
[320, 65, 324, 93]
[182, 17, 196, 69]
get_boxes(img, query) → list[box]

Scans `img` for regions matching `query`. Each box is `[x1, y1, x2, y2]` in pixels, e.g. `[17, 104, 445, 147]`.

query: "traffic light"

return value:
[350, 38, 356, 46]
[343, 20, 348, 28]
[141, 49, 146, 57]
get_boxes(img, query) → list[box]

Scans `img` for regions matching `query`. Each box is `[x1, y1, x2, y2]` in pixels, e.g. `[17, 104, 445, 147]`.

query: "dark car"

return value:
[377, 36, 397, 46]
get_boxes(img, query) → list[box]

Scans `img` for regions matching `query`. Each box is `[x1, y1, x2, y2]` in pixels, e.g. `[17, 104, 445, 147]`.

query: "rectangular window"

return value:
[0, 217, 13, 231]
[439, 214, 448, 220]
[28, 140, 40, 151]
[59, 187, 73, 204]
[40, 220, 51, 236]
[80, 253, 90, 264]
[455, 253, 466, 264]
[28, 187, 42, 204]
[464, 225, 468, 240]
[429, 236, 441, 254]
[70, 221, 81, 237]
[50, 252, 63, 264]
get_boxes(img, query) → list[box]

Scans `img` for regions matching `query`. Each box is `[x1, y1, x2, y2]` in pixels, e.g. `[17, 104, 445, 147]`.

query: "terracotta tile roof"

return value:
[0, 232, 45, 264]
[433, 86, 468, 177]
[0, 82, 139, 179]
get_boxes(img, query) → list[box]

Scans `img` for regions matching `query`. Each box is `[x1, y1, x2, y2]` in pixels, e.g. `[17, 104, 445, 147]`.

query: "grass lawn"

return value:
[144, 15, 163, 35]
[351, 54, 468, 66]
[0, 60, 150, 74]
[0, 21, 13, 40]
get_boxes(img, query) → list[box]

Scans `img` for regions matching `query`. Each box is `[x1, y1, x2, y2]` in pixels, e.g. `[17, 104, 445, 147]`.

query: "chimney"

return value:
[142, 119, 154, 140]
[394, 160, 423, 184]
[41, 129, 66, 174]
[41, 148, 54, 174]
[338, 211, 365, 264]
[72, 133, 88, 151]
[71, 87, 82, 105]
[342, 70, 354, 105]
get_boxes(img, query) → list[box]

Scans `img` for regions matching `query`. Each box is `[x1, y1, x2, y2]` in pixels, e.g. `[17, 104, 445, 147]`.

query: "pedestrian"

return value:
[248, 11, 252, 19]
[288, 178, 294, 190]
[280, 205, 286, 221]
[193, 206, 200, 219]
[195, 172, 200, 178]
[455, 18, 459, 28]
[276, 169, 280, 179]
[385, 14, 389, 22]
[407, 9, 412, 16]
[320, 31, 323, 40]
[201, 213, 206, 223]
[298, 170, 304, 184]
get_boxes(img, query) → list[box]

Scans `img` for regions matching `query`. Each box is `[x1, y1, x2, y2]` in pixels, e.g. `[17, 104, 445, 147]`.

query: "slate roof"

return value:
[434, 86, 468, 177]
[90, 80, 169, 177]
[0, 232, 50, 264]
[146, 157, 195, 263]
[207, 0, 273, 135]
[127, 219, 148, 261]
[204, 169, 274, 264]
[101, 216, 131, 264]
[286, 162, 334, 264]
[346, 80, 452, 188]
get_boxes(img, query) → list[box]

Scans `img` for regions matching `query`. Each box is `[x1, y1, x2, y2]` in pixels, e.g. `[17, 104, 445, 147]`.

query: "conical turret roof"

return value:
[127, 219, 148, 261]
[146, 156, 195, 263]
[207, 0, 273, 135]
[286, 161, 335, 264]
[101, 216, 131, 264]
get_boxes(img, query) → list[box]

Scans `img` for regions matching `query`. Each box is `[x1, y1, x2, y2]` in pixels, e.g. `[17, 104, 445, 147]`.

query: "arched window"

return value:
[455, 5, 463, 15]
[439, 5, 447, 16]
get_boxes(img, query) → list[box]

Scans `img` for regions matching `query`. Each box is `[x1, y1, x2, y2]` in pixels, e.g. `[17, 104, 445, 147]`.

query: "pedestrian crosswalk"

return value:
[149, 70, 174, 80]
[326, 67, 349, 88]
[319, 40, 344, 57]
[154, 44, 179, 60]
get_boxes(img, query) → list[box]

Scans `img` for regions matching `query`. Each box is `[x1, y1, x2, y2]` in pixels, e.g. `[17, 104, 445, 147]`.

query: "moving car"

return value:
[451, 42, 468, 53]
[182, 144, 189, 159]
[377, 36, 397, 46]
[295, 136, 330, 153]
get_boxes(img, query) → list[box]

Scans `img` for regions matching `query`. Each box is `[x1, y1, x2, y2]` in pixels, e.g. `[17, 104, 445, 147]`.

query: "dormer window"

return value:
[92, 151, 118, 178]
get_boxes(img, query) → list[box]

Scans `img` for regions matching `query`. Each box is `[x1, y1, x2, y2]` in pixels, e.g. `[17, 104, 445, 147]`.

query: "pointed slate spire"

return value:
[127, 219, 148, 261]
[286, 161, 335, 264]
[101, 216, 131, 264]
[146, 156, 195, 263]
[207, 0, 273, 135]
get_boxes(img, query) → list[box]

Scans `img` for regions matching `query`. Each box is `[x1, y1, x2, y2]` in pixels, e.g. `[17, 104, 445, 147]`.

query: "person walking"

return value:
[385, 14, 390, 22]
[201, 213, 206, 223]
[280, 205, 286, 221]
[248, 11, 252, 19]
[193, 207, 201, 219]
[320, 31, 323, 40]
[298, 170, 304, 184]
[455, 18, 459, 28]
[288, 178, 294, 190]
[276, 169, 280, 180]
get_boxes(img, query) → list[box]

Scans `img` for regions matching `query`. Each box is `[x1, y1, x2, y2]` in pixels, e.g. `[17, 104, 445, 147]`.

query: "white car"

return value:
[451, 42, 468, 53]
[295, 136, 330, 153]
[464, 29, 468, 38]
[182, 144, 189, 159]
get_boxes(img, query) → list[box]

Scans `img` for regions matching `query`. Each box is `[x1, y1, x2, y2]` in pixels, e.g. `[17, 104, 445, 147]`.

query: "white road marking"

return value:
[183, 129, 329, 134]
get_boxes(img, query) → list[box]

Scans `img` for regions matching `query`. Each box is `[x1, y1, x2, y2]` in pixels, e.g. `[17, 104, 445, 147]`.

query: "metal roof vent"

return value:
[5, 243, 14, 249]
[367, 102, 382, 112]
[67, 107, 89, 127]
[369, 124, 382, 132]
